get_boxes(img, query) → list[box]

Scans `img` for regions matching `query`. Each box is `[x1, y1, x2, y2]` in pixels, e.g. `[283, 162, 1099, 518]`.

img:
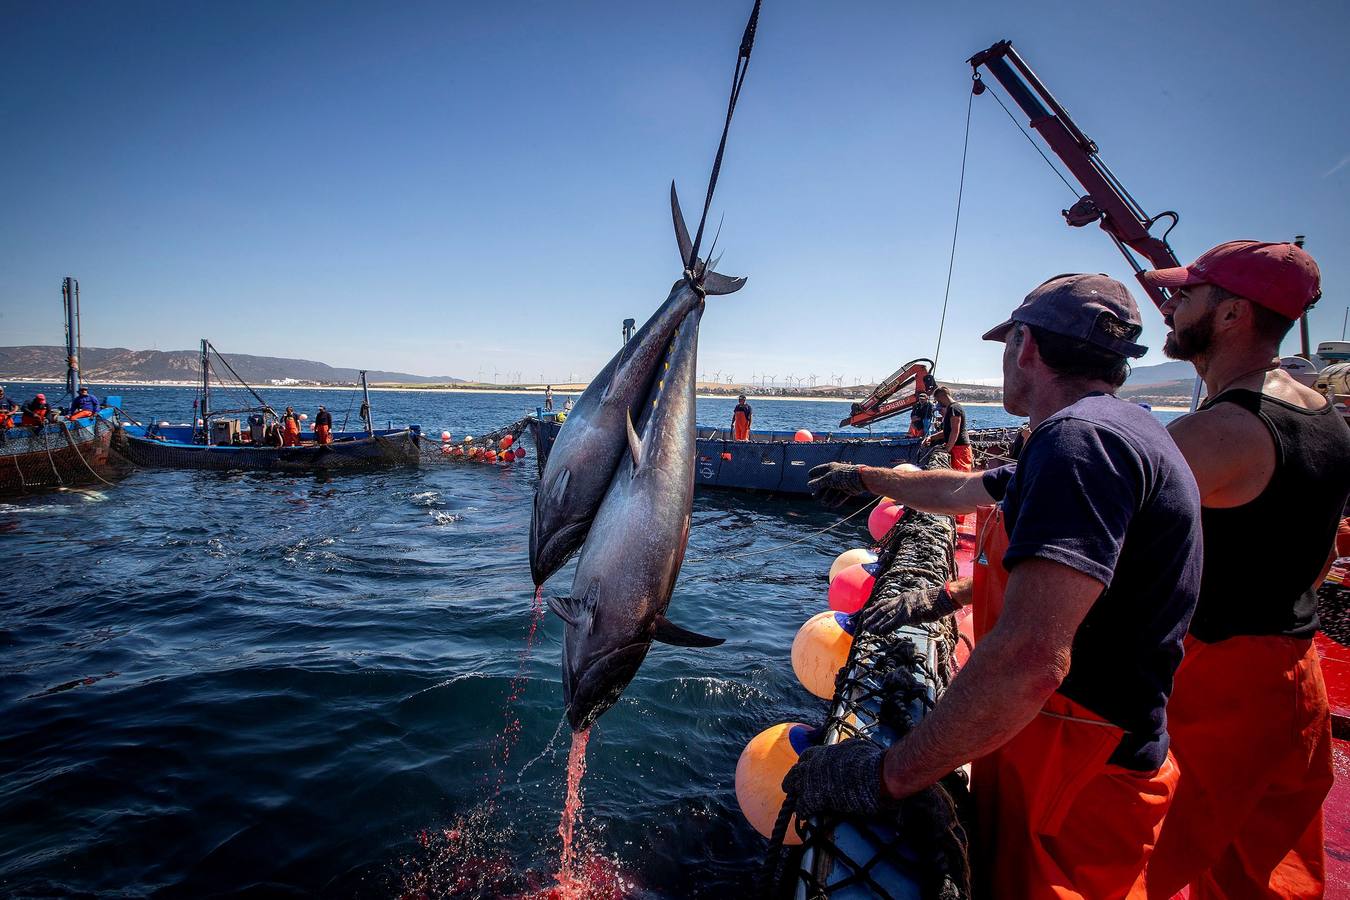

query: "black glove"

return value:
[781, 738, 890, 819]
[807, 463, 868, 508]
[857, 584, 959, 635]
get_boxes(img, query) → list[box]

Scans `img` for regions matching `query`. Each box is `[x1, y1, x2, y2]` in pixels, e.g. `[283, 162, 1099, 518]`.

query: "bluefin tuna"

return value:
[529, 185, 744, 586]
[547, 300, 722, 731]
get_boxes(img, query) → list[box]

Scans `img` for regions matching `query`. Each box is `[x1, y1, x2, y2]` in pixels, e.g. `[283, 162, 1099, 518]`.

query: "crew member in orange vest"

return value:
[793, 274, 1203, 899]
[1142, 241, 1350, 899]
[20, 393, 50, 426]
[281, 406, 301, 447]
[732, 394, 752, 441]
[314, 405, 333, 445]
[0, 386, 15, 429]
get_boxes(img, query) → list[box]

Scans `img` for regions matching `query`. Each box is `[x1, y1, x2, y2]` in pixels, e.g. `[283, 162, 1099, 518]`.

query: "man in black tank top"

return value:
[1142, 241, 1350, 898]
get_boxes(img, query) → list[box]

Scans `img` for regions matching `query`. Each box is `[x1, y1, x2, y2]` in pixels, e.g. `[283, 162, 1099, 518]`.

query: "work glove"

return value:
[857, 584, 960, 635]
[807, 462, 868, 508]
[781, 737, 891, 819]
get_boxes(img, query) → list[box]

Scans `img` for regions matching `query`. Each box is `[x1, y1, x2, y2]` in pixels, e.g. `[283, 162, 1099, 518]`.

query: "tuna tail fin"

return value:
[671, 181, 746, 296]
[653, 615, 725, 648]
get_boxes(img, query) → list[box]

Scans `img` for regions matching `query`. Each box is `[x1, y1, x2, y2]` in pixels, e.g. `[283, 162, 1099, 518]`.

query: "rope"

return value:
[684, 496, 878, 563]
[59, 420, 117, 487]
[686, 0, 763, 271]
[41, 425, 65, 487]
[982, 80, 1079, 198]
[933, 87, 974, 371]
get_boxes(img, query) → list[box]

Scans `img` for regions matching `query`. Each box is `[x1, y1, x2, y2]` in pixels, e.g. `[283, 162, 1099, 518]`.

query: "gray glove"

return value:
[857, 584, 959, 635]
[781, 738, 890, 819]
[807, 463, 868, 508]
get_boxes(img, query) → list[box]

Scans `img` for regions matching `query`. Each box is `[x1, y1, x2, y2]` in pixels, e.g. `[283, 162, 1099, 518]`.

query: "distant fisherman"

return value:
[21, 393, 50, 426]
[68, 387, 99, 420]
[314, 406, 333, 445]
[796, 274, 1202, 899]
[1143, 241, 1350, 899]
[281, 407, 301, 447]
[908, 390, 933, 438]
[923, 385, 970, 470]
[732, 394, 752, 440]
[544, 385, 554, 412]
[0, 386, 15, 429]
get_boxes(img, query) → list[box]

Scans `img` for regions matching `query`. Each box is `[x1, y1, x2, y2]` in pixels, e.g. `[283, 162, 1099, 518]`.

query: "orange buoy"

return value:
[791, 610, 856, 699]
[828, 562, 878, 615]
[485, 450, 498, 462]
[828, 548, 878, 584]
[500, 434, 514, 450]
[794, 429, 814, 443]
[735, 722, 817, 844]
[451, 446, 464, 457]
[440, 444, 452, 456]
[721, 452, 733, 461]
[868, 501, 904, 541]
[499, 451, 513, 464]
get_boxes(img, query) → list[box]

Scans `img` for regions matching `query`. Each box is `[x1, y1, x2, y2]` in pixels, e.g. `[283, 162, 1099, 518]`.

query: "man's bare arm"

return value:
[1167, 405, 1275, 508]
[857, 466, 994, 517]
[945, 411, 964, 451]
[878, 558, 1104, 800]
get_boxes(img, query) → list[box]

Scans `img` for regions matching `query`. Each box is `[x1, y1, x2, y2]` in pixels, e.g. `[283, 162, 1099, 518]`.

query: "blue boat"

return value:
[111, 339, 421, 473]
[527, 411, 941, 495]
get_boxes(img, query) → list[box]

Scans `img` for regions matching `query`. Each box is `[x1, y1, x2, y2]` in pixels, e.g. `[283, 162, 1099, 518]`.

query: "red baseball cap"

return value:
[1140, 240, 1321, 319]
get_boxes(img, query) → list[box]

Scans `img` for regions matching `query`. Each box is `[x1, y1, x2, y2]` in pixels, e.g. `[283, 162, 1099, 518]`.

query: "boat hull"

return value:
[527, 414, 936, 495]
[0, 411, 117, 495]
[114, 425, 421, 472]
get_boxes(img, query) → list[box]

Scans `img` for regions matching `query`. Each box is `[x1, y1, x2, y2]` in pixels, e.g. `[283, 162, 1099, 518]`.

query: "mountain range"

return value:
[0, 346, 461, 385]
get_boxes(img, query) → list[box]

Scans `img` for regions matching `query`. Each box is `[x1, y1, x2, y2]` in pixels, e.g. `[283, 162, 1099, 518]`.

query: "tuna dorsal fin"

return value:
[625, 410, 643, 468]
[653, 615, 725, 648]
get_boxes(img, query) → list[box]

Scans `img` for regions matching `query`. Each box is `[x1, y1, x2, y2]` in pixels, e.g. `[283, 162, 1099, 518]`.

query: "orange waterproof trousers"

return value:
[971, 505, 1179, 899]
[315, 424, 332, 445]
[282, 420, 300, 447]
[732, 411, 750, 441]
[1145, 635, 1331, 899]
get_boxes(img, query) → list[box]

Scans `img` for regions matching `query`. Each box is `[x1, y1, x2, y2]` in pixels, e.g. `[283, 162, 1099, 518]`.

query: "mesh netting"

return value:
[418, 417, 530, 463]
[0, 417, 120, 494]
[762, 457, 972, 899]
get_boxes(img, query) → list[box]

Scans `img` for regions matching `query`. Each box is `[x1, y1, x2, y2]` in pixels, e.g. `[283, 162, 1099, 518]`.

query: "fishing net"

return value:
[418, 417, 531, 463]
[761, 458, 972, 899]
[0, 416, 121, 493]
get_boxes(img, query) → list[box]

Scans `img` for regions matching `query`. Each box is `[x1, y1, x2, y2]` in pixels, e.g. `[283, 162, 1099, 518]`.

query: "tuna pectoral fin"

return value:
[549, 581, 601, 631]
[653, 615, 725, 648]
[625, 410, 643, 468]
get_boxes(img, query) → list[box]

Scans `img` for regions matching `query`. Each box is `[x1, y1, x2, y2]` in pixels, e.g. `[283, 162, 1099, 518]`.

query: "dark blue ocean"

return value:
[0, 383, 1184, 897]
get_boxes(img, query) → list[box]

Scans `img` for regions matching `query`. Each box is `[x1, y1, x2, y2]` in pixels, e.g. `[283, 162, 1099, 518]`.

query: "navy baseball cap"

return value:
[981, 273, 1148, 358]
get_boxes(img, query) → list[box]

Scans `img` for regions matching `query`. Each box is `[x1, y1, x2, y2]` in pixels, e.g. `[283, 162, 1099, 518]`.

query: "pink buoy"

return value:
[514, 446, 527, 459]
[868, 501, 904, 541]
[828, 548, 878, 584]
[485, 450, 498, 462]
[441, 430, 452, 442]
[794, 429, 813, 443]
[828, 562, 878, 614]
[500, 434, 514, 450]
[440, 444, 452, 455]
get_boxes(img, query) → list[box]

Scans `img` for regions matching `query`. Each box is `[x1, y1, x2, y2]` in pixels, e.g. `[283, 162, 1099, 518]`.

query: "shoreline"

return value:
[0, 378, 1192, 412]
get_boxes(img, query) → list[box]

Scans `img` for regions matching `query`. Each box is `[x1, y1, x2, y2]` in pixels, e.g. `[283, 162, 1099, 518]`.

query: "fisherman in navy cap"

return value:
[797, 274, 1203, 898]
[1144, 241, 1350, 899]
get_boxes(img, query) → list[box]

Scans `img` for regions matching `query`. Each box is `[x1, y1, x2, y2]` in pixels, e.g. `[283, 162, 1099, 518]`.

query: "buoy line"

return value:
[682, 497, 880, 564]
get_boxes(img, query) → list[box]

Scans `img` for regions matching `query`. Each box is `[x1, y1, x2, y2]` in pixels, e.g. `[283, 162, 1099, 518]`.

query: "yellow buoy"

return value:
[828, 548, 878, 584]
[791, 610, 856, 700]
[735, 722, 816, 844]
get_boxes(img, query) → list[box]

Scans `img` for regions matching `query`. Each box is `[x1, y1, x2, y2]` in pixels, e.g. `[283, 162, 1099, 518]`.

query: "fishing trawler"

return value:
[114, 340, 420, 473]
[1, 278, 123, 496]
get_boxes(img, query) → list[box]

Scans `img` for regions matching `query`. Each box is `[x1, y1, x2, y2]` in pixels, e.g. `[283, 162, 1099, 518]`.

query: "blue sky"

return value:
[2, 0, 1347, 384]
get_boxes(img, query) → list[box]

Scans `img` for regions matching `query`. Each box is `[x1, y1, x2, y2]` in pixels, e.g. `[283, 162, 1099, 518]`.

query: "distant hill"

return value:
[1125, 360, 1197, 387]
[0, 346, 461, 385]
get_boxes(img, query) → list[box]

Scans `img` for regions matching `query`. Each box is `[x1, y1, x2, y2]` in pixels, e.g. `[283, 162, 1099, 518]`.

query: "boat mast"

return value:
[200, 338, 211, 438]
[360, 370, 373, 436]
[62, 277, 81, 399]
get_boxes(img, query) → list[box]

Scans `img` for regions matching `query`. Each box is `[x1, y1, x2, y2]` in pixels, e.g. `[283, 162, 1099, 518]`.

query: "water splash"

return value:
[484, 586, 549, 806]
[516, 716, 568, 783]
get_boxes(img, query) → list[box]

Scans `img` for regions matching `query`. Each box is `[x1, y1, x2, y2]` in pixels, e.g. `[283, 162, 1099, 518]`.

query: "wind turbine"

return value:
[713, 370, 722, 383]
[725, 373, 734, 385]
[809, 373, 818, 387]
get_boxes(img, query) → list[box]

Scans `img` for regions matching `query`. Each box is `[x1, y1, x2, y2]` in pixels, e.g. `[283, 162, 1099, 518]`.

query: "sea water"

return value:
[0, 383, 1184, 896]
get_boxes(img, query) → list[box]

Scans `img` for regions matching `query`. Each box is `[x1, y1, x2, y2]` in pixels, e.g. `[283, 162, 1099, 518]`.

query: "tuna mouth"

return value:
[565, 642, 651, 731]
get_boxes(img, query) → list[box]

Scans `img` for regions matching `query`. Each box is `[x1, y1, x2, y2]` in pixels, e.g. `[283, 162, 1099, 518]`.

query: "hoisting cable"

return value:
[207, 341, 273, 414]
[685, 0, 763, 271]
[683, 495, 878, 564]
[980, 77, 1079, 198]
[932, 85, 975, 371]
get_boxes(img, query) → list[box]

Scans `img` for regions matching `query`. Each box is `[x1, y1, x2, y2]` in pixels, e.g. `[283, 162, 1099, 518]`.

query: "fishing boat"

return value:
[1, 278, 124, 496]
[113, 340, 420, 473]
[526, 358, 1019, 495]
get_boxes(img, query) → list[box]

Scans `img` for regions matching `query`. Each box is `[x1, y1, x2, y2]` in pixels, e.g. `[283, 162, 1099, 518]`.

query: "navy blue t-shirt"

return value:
[981, 394, 1202, 770]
